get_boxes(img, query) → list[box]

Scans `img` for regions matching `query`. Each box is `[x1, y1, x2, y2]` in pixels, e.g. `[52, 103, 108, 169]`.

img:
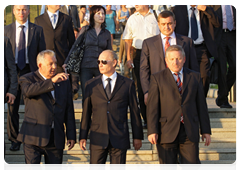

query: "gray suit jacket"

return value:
[17, 71, 76, 149]
[60, 5, 80, 29]
[4, 21, 46, 72]
[4, 36, 18, 99]
[147, 67, 211, 143]
[140, 33, 199, 94]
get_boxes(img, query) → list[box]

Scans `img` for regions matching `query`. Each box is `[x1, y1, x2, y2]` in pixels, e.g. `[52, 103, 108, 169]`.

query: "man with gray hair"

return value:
[17, 50, 76, 164]
[147, 45, 211, 164]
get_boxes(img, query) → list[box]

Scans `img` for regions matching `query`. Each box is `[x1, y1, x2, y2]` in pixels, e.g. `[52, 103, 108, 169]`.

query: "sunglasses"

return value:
[97, 60, 112, 65]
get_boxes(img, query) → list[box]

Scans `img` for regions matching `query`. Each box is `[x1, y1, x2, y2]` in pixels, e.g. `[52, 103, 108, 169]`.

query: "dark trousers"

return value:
[132, 48, 147, 124]
[194, 43, 211, 97]
[90, 141, 127, 164]
[7, 64, 30, 143]
[23, 130, 63, 164]
[156, 123, 200, 164]
[80, 67, 100, 102]
[217, 30, 236, 104]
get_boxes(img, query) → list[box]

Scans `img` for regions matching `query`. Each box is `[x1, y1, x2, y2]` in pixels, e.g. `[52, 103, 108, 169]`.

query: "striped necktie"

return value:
[174, 73, 184, 124]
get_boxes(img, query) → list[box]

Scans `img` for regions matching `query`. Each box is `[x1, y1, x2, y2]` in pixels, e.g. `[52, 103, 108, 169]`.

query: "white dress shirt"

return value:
[170, 68, 183, 84]
[102, 72, 117, 93]
[47, 10, 59, 29]
[161, 32, 177, 56]
[15, 20, 29, 64]
[187, 5, 204, 45]
[122, 9, 160, 49]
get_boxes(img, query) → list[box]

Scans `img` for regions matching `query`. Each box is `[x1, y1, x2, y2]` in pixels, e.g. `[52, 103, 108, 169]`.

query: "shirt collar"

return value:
[47, 10, 59, 17]
[16, 20, 28, 29]
[102, 71, 117, 81]
[170, 68, 183, 75]
[38, 70, 47, 80]
[161, 31, 176, 40]
[188, 5, 198, 11]
[136, 9, 153, 16]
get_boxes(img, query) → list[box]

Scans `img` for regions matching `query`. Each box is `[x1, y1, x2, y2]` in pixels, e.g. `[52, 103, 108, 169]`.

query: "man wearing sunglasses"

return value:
[79, 50, 143, 164]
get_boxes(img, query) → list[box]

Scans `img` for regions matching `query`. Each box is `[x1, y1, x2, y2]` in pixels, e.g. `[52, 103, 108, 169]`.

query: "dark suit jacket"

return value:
[17, 71, 76, 149]
[212, 5, 236, 47]
[140, 33, 199, 94]
[172, 5, 220, 58]
[147, 67, 211, 143]
[60, 5, 80, 29]
[34, 11, 75, 67]
[4, 36, 18, 98]
[4, 22, 46, 72]
[79, 73, 143, 150]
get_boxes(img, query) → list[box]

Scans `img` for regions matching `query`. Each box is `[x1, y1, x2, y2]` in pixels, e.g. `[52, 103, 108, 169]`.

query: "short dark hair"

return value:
[158, 10, 175, 22]
[80, 5, 86, 9]
[89, 5, 106, 29]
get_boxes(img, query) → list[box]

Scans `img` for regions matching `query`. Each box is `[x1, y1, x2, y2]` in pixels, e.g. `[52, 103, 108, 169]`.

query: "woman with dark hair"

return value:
[63, 5, 112, 101]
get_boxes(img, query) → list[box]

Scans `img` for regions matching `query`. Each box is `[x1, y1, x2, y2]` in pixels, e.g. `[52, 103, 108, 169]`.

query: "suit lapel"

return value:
[10, 22, 16, 57]
[27, 22, 35, 54]
[176, 33, 184, 48]
[110, 73, 125, 100]
[43, 12, 54, 29]
[55, 12, 64, 30]
[182, 67, 191, 96]
[96, 75, 108, 100]
[153, 34, 165, 67]
[165, 68, 181, 97]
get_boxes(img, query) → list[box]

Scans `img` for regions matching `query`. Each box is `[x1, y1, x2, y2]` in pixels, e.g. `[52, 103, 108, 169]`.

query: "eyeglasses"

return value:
[97, 60, 112, 65]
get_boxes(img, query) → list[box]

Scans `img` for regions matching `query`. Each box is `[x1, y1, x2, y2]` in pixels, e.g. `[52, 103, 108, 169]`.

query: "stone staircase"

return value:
[4, 106, 236, 164]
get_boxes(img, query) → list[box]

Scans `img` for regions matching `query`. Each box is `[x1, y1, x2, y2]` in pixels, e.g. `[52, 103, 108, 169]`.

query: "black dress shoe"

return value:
[216, 98, 232, 108]
[10, 142, 21, 151]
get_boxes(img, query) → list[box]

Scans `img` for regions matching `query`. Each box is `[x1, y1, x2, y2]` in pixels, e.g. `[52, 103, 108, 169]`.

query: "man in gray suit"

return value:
[4, 5, 46, 151]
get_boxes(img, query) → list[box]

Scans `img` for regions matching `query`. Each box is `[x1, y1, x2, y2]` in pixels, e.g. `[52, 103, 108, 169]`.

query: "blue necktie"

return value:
[52, 14, 57, 28]
[190, 7, 198, 41]
[17, 25, 26, 70]
[225, 5, 233, 31]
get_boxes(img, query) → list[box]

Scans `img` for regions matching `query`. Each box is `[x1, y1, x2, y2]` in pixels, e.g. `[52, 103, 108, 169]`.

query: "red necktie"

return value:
[174, 73, 184, 124]
[165, 37, 170, 68]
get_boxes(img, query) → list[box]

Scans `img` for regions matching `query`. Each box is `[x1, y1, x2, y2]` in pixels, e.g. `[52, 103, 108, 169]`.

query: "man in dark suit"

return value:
[60, 5, 80, 30]
[79, 50, 143, 164]
[17, 50, 76, 164]
[213, 5, 236, 108]
[172, 5, 220, 97]
[140, 10, 199, 105]
[4, 36, 18, 104]
[35, 5, 75, 73]
[147, 45, 211, 164]
[4, 5, 46, 151]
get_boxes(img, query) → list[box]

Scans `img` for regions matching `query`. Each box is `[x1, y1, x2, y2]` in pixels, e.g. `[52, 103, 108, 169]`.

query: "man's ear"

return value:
[113, 59, 117, 68]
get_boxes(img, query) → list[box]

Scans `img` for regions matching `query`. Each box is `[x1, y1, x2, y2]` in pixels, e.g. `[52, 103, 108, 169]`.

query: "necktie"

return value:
[164, 37, 170, 53]
[190, 7, 198, 41]
[174, 73, 184, 124]
[17, 25, 26, 70]
[105, 78, 112, 99]
[52, 14, 57, 27]
[225, 5, 233, 31]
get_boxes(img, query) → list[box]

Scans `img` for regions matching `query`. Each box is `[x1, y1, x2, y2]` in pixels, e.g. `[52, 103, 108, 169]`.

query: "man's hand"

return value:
[51, 73, 69, 83]
[197, 5, 207, 11]
[144, 93, 148, 105]
[148, 133, 158, 144]
[6, 93, 16, 105]
[133, 139, 142, 151]
[79, 139, 87, 151]
[202, 133, 211, 146]
[67, 140, 75, 150]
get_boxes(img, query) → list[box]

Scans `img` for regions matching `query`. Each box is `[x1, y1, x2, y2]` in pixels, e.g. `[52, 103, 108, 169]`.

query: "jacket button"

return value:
[108, 101, 110, 104]
[107, 111, 109, 114]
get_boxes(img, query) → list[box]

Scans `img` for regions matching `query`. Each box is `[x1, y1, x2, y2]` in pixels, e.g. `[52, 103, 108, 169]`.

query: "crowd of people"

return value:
[4, 5, 236, 164]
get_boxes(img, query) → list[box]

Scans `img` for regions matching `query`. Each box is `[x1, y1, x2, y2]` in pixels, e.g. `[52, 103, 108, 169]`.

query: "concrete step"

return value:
[4, 117, 236, 129]
[4, 148, 236, 163]
[4, 127, 236, 141]
[4, 107, 236, 119]
[4, 160, 238, 170]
